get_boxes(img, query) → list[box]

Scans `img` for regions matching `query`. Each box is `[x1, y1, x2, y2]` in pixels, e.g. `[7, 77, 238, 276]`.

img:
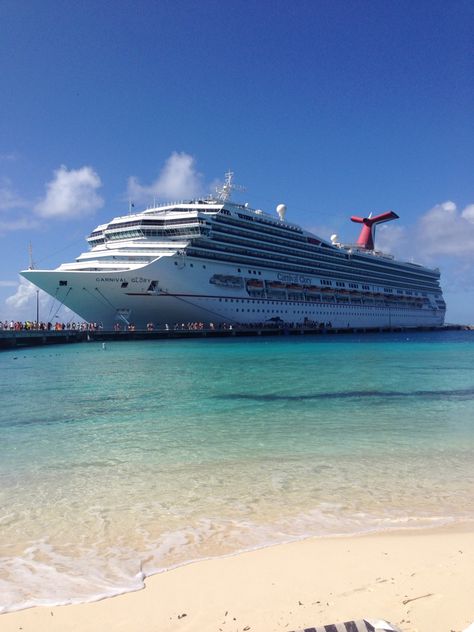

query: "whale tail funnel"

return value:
[350, 211, 399, 250]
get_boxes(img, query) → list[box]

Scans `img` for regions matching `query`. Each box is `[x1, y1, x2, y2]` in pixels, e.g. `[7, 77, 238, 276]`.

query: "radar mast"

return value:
[215, 171, 245, 201]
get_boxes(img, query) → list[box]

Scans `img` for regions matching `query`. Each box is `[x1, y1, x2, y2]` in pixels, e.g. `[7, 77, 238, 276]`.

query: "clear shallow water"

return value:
[1, 331, 474, 612]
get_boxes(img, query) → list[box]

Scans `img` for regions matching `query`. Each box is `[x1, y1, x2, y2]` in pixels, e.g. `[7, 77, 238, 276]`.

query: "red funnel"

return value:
[350, 211, 399, 249]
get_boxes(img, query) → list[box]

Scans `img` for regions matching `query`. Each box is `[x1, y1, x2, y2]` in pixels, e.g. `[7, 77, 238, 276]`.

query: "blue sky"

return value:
[1, 0, 473, 323]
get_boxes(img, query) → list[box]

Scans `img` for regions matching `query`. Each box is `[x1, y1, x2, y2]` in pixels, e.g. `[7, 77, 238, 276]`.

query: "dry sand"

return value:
[2, 525, 473, 632]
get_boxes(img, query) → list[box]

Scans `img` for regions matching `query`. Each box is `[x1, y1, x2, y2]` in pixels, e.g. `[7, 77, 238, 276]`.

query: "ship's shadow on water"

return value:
[218, 387, 474, 402]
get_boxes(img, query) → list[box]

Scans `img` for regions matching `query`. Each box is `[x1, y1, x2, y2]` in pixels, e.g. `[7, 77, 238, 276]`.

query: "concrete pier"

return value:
[0, 324, 466, 351]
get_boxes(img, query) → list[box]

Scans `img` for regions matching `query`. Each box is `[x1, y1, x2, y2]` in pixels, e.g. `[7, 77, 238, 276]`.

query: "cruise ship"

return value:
[21, 173, 446, 329]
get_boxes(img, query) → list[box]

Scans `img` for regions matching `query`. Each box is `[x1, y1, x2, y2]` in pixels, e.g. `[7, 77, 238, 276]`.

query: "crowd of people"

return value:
[2, 318, 333, 333]
[0, 320, 101, 332]
[114, 318, 330, 332]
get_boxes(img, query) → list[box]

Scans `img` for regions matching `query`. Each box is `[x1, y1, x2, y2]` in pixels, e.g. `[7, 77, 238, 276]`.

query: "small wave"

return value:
[1, 511, 471, 614]
[0, 540, 146, 614]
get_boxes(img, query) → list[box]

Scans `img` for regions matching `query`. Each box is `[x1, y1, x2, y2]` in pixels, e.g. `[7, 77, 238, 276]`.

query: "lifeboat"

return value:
[210, 274, 243, 288]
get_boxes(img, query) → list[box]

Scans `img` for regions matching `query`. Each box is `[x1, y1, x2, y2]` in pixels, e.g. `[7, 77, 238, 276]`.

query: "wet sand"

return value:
[2, 524, 473, 632]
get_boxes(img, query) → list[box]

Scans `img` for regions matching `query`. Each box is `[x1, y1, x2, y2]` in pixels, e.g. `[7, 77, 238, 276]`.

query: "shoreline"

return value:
[2, 523, 473, 632]
[0, 518, 468, 616]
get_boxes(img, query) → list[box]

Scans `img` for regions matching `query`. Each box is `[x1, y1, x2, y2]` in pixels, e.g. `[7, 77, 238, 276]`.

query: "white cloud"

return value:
[5, 277, 41, 313]
[367, 201, 474, 263]
[0, 280, 18, 287]
[418, 201, 474, 258]
[35, 165, 104, 219]
[4, 277, 76, 323]
[127, 152, 203, 203]
[461, 204, 474, 223]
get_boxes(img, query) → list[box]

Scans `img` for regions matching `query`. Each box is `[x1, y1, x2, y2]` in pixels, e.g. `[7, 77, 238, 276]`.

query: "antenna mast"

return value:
[28, 241, 35, 270]
[215, 171, 245, 201]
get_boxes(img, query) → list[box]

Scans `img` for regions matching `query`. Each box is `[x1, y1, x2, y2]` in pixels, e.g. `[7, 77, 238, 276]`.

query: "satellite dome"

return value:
[276, 204, 287, 220]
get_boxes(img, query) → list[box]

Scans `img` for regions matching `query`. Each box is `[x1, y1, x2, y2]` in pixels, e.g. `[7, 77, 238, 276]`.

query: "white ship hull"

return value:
[22, 254, 445, 329]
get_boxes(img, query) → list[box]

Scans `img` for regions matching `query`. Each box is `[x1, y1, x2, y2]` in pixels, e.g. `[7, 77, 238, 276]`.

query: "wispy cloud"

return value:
[127, 152, 203, 203]
[0, 177, 29, 211]
[35, 165, 104, 219]
[0, 152, 19, 162]
[0, 280, 18, 287]
[0, 218, 40, 234]
[0, 177, 37, 234]
[306, 223, 341, 243]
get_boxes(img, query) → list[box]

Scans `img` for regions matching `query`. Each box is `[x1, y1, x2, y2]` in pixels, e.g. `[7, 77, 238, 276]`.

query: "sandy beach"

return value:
[2, 524, 473, 632]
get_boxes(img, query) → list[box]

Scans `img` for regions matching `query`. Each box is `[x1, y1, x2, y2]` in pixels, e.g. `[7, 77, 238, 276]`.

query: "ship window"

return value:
[121, 282, 129, 288]
[59, 280, 68, 286]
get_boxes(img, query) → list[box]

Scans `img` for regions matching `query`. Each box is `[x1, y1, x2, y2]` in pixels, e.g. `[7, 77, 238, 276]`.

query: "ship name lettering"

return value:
[95, 277, 128, 283]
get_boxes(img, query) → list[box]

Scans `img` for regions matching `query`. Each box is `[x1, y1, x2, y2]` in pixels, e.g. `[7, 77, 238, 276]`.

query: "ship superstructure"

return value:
[21, 172, 446, 329]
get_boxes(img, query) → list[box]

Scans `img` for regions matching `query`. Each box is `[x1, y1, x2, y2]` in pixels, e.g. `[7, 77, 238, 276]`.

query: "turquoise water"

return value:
[1, 331, 474, 612]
